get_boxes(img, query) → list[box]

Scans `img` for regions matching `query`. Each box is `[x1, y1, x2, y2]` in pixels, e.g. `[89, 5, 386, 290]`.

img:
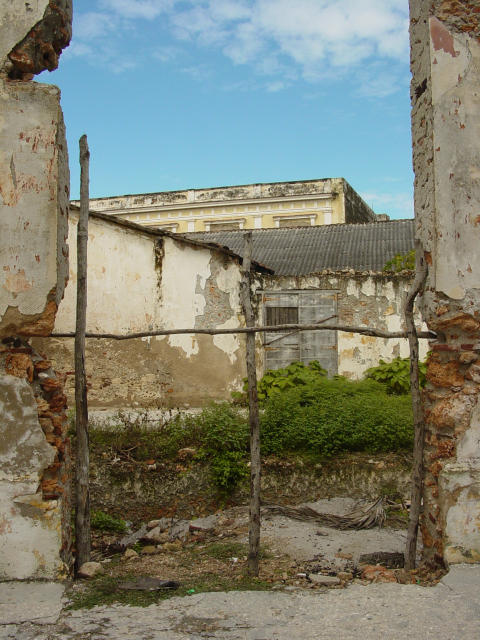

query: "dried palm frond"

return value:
[262, 497, 386, 530]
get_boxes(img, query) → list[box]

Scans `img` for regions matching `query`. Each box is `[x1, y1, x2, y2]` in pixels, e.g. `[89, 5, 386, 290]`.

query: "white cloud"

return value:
[71, 0, 410, 93]
[361, 191, 414, 218]
[75, 12, 115, 39]
[99, 0, 174, 20]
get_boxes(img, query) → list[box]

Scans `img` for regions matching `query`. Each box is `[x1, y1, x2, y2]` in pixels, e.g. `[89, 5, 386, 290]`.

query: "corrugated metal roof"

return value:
[184, 220, 415, 275]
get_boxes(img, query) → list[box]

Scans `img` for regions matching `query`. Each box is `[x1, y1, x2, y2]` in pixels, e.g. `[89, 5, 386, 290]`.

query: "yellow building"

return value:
[80, 178, 381, 232]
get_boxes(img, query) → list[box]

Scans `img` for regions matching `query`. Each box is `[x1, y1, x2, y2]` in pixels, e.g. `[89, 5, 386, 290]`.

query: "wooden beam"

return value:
[405, 241, 428, 570]
[74, 134, 91, 572]
[241, 232, 261, 577]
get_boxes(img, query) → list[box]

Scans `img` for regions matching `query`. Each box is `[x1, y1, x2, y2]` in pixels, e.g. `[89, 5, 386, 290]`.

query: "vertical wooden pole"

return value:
[241, 232, 261, 577]
[75, 134, 90, 571]
[404, 240, 428, 570]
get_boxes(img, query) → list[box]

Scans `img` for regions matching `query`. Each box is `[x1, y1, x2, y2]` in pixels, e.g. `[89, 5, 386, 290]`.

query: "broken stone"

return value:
[119, 523, 148, 548]
[123, 549, 139, 560]
[169, 520, 190, 542]
[309, 574, 341, 586]
[146, 518, 170, 531]
[142, 526, 169, 544]
[77, 562, 104, 579]
[189, 515, 217, 532]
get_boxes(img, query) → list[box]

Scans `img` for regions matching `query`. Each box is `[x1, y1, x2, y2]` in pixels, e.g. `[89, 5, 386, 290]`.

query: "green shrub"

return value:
[384, 249, 415, 272]
[91, 510, 127, 533]
[365, 357, 427, 394]
[233, 360, 327, 404]
[193, 404, 249, 493]
[260, 377, 413, 458]
[210, 451, 248, 491]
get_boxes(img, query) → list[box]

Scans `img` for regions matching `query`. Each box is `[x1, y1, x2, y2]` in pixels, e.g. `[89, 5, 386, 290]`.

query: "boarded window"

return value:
[263, 290, 337, 376]
[266, 306, 298, 325]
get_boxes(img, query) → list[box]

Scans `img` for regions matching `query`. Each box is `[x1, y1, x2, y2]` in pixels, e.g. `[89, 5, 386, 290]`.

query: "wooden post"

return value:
[241, 232, 261, 577]
[75, 134, 90, 572]
[404, 240, 428, 570]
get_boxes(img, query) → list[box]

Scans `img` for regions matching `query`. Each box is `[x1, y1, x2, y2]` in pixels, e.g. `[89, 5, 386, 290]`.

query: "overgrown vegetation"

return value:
[383, 249, 415, 272]
[90, 359, 415, 494]
[260, 377, 413, 457]
[365, 356, 427, 394]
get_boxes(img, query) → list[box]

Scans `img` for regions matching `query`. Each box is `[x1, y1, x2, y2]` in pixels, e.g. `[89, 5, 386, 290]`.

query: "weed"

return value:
[91, 510, 127, 533]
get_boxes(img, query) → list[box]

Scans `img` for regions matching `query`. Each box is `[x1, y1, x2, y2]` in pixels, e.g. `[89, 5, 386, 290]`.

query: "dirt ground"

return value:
[71, 497, 444, 609]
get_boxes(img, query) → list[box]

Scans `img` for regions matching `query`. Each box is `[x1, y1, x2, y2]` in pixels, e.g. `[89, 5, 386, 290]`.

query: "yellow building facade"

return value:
[81, 178, 380, 232]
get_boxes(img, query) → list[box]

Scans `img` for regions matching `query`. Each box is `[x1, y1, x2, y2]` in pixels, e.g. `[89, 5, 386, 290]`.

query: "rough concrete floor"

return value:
[260, 498, 410, 563]
[1, 565, 479, 639]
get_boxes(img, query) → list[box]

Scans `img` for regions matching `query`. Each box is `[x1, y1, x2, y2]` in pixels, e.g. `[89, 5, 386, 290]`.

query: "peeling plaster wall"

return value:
[0, 80, 69, 337]
[0, 0, 72, 580]
[257, 271, 428, 379]
[37, 215, 246, 408]
[410, 0, 480, 565]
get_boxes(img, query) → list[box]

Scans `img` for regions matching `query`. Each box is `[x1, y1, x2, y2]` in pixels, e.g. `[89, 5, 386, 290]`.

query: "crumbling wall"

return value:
[36, 214, 246, 409]
[409, 0, 480, 565]
[0, 0, 72, 579]
[257, 271, 428, 378]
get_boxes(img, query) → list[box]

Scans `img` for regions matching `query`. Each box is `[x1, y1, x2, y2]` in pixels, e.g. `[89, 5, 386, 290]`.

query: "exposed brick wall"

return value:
[1, 338, 73, 573]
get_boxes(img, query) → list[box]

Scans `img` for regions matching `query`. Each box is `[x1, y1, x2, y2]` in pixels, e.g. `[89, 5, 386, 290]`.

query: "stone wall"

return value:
[0, 0, 72, 579]
[409, 0, 480, 565]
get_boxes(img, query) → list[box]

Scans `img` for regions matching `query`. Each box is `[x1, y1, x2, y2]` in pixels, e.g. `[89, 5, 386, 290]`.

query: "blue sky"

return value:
[46, 0, 413, 219]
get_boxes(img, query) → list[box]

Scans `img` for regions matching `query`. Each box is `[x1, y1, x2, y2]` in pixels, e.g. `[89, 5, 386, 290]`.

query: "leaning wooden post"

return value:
[404, 240, 428, 570]
[241, 232, 261, 576]
[75, 134, 91, 571]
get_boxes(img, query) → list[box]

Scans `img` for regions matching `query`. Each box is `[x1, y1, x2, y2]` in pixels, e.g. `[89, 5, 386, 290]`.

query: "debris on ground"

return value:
[77, 497, 446, 610]
[118, 577, 180, 591]
[262, 497, 386, 530]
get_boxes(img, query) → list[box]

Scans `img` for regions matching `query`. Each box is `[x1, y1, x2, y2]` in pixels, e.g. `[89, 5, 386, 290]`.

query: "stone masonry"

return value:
[410, 0, 480, 565]
[0, 1, 72, 579]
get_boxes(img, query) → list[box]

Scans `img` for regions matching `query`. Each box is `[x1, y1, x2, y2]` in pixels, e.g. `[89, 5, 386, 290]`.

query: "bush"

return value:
[232, 360, 327, 404]
[91, 510, 127, 533]
[365, 357, 427, 394]
[260, 377, 413, 458]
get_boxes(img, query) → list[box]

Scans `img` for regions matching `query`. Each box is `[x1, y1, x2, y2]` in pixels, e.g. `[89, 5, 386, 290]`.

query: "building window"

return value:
[263, 290, 337, 376]
[273, 214, 317, 228]
[204, 219, 246, 231]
